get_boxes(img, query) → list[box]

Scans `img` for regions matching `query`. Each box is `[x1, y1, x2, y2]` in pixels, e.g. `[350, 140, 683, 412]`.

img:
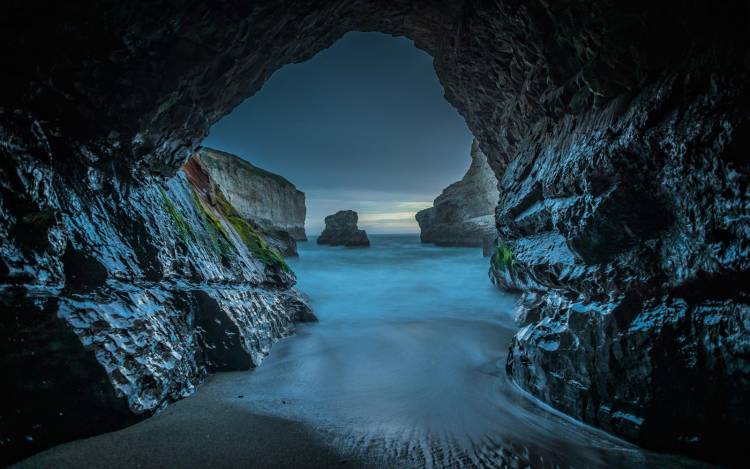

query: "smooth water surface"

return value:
[218, 235, 699, 468]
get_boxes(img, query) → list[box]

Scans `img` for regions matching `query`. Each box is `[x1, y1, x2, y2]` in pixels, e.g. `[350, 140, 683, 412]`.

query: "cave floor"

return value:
[14, 374, 364, 469]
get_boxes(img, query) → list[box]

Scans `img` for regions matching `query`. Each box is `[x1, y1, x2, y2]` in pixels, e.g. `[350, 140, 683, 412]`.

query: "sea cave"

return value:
[1, 1, 749, 467]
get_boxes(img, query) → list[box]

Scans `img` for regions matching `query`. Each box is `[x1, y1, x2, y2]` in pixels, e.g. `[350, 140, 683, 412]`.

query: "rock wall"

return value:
[197, 147, 307, 256]
[0, 138, 313, 465]
[1, 0, 748, 465]
[416, 139, 499, 247]
[493, 72, 750, 463]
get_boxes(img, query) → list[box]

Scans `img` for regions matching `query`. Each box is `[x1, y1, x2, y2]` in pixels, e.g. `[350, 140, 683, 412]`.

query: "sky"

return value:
[203, 32, 474, 234]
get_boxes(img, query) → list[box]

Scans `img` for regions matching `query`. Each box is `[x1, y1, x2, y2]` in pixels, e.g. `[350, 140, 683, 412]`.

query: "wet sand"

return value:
[15, 373, 364, 469]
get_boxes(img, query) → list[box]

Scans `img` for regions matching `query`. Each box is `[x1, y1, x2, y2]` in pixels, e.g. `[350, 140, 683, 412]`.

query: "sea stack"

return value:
[317, 210, 370, 247]
[416, 140, 499, 247]
[197, 147, 307, 256]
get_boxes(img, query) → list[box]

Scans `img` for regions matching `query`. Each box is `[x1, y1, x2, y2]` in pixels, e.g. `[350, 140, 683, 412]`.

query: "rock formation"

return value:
[1, 1, 748, 465]
[317, 211, 370, 247]
[416, 140, 498, 247]
[494, 73, 750, 462]
[0, 148, 314, 465]
[197, 147, 306, 256]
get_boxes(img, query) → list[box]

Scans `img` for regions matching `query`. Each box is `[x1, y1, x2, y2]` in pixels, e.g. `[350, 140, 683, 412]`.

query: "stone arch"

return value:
[7, 1, 739, 178]
[1, 0, 749, 465]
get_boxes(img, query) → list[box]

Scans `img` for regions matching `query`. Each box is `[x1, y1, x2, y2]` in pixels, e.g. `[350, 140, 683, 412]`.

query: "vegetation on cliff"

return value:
[190, 189, 234, 259]
[160, 188, 192, 242]
[180, 155, 290, 272]
[213, 188, 290, 272]
[492, 243, 515, 271]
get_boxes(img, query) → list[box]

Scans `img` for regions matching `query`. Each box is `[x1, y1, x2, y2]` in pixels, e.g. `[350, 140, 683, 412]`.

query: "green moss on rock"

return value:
[212, 187, 289, 272]
[160, 188, 192, 241]
[493, 243, 515, 271]
[190, 189, 233, 258]
[226, 215, 289, 272]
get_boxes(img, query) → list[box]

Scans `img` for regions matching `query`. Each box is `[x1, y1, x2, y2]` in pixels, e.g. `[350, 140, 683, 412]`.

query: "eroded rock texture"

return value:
[198, 147, 307, 256]
[317, 210, 370, 247]
[1, 0, 748, 464]
[416, 139, 499, 247]
[0, 138, 312, 465]
[495, 72, 750, 463]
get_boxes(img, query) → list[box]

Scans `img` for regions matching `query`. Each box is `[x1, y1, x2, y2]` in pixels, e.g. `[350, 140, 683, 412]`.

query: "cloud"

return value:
[304, 190, 434, 234]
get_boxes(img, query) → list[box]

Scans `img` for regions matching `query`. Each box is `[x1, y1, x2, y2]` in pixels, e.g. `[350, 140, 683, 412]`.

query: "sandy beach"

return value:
[14, 373, 364, 469]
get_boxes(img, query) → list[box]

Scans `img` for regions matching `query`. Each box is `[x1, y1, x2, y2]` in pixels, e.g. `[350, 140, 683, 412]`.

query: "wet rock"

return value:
[280, 292, 318, 323]
[0, 142, 313, 465]
[416, 140, 499, 247]
[506, 295, 750, 461]
[1, 0, 748, 465]
[0, 291, 142, 465]
[190, 290, 255, 372]
[197, 147, 307, 256]
[317, 211, 370, 247]
[494, 74, 750, 464]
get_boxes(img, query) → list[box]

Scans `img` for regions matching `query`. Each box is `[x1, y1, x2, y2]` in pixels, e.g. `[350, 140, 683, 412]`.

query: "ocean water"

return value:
[224, 235, 699, 468]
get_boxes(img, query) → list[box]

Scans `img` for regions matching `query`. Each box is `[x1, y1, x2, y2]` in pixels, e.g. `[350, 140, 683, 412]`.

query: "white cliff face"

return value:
[198, 148, 307, 253]
[416, 140, 499, 247]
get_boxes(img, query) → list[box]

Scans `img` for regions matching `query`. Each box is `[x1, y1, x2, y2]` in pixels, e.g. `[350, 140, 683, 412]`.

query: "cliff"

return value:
[0, 149, 314, 465]
[416, 140, 499, 247]
[317, 211, 370, 247]
[197, 147, 306, 256]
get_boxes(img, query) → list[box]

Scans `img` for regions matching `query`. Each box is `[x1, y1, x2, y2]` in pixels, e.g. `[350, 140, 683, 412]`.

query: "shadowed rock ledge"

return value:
[416, 139, 499, 247]
[197, 147, 307, 256]
[317, 211, 370, 247]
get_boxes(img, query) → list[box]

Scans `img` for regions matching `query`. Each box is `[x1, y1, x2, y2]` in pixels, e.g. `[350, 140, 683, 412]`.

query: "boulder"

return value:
[317, 211, 370, 247]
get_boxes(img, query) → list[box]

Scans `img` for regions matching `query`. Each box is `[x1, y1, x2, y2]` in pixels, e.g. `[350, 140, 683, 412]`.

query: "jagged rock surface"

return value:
[317, 211, 370, 247]
[493, 73, 750, 463]
[0, 143, 313, 465]
[197, 147, 306, 256]
[1, 0, 748, 465]
[416, 140, 499, 247]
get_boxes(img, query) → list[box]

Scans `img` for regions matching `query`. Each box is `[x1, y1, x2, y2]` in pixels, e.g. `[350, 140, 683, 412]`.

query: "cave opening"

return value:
[157, 31, 567, 467]
[2, 1, 748, 467]
[201, 31, 475, 237]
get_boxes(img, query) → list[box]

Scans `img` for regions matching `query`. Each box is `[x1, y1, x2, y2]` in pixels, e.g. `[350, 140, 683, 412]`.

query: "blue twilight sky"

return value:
[203, 32, 474, 234]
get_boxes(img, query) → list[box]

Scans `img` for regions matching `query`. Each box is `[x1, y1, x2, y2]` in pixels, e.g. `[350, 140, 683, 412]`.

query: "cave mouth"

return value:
[201, 31, 475, 237]
[2, 1, 748, 467]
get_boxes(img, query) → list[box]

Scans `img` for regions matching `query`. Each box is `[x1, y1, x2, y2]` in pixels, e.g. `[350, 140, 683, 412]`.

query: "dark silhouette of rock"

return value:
[317, 211, 369, 247]
[416, 140, 498, 247]
[1, 1, 748, 465]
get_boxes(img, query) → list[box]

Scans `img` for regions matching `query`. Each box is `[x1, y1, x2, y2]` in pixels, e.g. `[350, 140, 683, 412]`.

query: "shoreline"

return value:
[14, 373, 365, 469]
